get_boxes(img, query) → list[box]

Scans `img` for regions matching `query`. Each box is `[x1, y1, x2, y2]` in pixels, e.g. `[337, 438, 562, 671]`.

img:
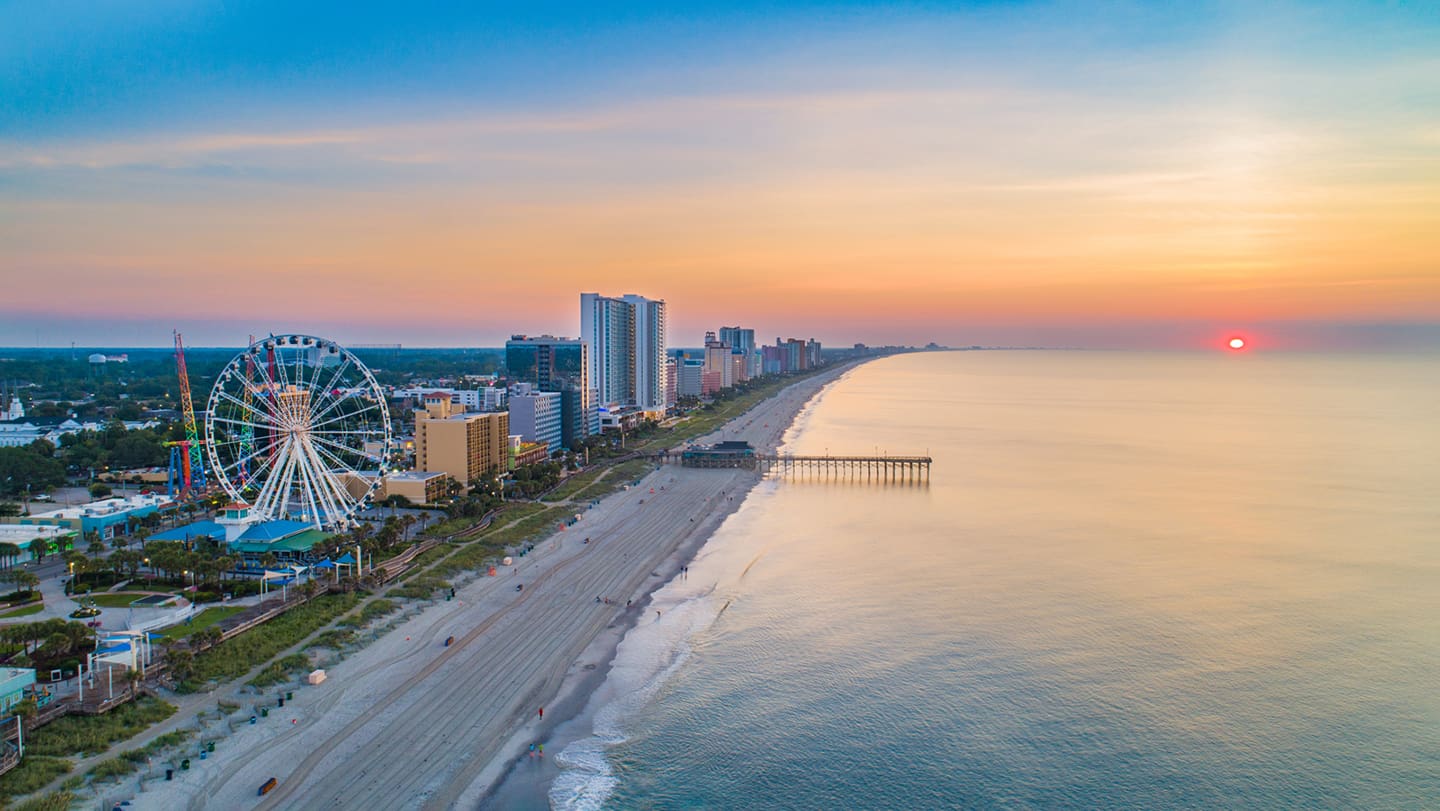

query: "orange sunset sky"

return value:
[2, 2, 1437, 349]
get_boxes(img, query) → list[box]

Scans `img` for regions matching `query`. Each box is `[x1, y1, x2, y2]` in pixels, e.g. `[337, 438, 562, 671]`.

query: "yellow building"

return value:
[414, 394, 508, 489]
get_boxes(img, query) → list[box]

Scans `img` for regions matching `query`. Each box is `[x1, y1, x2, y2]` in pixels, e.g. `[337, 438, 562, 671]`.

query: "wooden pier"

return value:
[655, 449, 931, 483]
[757, 454, 931, 483]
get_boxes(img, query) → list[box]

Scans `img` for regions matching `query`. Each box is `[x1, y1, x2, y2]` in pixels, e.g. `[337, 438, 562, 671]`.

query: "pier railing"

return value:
[655, 451, 931, 483]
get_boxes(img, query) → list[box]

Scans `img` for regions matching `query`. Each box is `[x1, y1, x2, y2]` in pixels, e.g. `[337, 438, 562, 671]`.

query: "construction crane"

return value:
[166, 330, 207, 497]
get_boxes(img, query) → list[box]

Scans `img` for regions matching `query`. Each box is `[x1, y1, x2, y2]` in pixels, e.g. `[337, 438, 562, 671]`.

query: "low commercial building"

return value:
[12, 494, 174, 542]
[509, 437, 549, 469]
[382, 470, 449, 504]
[0, 524, 77, 560]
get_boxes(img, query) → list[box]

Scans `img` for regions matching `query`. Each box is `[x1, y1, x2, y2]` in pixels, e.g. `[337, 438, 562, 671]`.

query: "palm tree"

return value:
[163, 648, 194, 681]
[85, 530, 105, 561]
[13, 571, 39, 595]
[0, 542, 19, 571]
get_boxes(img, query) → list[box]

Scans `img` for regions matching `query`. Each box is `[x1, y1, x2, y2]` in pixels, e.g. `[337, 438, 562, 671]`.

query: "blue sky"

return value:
[2, 1, 1437, 348]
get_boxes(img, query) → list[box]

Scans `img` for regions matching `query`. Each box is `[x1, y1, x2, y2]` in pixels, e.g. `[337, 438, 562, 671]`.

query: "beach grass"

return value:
[540, 468, 607, 502]
[179, 593, 359, 692]
[21, 697, 177, 758]
[157, 606, 245, 640]
[0, 759, 72, 804]
[8, 790, 77, 811]
[248, 652, 312, 688]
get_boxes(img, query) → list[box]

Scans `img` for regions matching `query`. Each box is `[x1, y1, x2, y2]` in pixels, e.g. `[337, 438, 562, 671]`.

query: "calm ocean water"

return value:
[552, 351, 1440, 810]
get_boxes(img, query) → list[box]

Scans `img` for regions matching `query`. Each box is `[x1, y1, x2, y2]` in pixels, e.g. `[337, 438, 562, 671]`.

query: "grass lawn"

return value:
[0, 602, 44, 618]
[158, 605, 245, 640]
[83, 592, 168, 609]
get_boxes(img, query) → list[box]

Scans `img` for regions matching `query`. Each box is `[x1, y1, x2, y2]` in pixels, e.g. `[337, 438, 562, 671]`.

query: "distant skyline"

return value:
[3, 2, 1437, 350]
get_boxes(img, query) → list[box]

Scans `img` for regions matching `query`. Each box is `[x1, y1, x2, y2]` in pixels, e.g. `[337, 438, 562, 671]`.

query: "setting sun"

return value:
[1229, 337, 1247, 350]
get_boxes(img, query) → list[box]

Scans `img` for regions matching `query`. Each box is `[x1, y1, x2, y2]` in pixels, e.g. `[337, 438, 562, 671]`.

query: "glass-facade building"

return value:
[505, 335, 596, 449]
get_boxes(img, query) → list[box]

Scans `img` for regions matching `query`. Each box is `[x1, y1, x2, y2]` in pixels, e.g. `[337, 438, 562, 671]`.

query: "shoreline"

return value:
[117, 361, 862, 811]
[479, 362, 853, 809]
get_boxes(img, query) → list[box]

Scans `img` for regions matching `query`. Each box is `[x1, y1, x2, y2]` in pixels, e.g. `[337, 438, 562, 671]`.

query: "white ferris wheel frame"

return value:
[204, 334, 394, 530]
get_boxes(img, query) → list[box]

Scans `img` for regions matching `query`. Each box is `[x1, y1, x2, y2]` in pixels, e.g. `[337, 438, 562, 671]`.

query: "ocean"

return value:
[549, 351, 1440, 809]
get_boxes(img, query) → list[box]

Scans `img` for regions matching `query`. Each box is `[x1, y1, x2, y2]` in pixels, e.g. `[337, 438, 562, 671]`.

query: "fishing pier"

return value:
[655, 442, 932, 483]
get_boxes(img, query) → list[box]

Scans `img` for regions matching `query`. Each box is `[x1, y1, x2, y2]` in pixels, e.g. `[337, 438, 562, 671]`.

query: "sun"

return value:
[1228, 337, 1246, 350]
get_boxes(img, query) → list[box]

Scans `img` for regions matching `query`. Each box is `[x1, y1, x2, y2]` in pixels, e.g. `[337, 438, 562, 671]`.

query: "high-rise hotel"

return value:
[580, 293, 668, 416]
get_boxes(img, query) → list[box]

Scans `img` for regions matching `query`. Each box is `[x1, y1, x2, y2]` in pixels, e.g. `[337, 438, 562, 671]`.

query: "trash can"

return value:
[181, 758, 190, 770]
[208, 741, 215, 753]
[166, 769, 173, 781]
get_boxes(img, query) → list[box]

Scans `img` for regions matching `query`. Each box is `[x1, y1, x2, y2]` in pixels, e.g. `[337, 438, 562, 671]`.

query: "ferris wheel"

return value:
[204, 334, 393, 529]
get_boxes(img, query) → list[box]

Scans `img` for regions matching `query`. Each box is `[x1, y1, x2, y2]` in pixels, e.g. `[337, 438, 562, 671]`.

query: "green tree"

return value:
[86, 531, 106, 561]
[13, 571, 39, 593]
[0, 445, 67, 496]
[0, 541, 19, 570]
[163, 648, 194, 681]
[89, 482, 113, 498]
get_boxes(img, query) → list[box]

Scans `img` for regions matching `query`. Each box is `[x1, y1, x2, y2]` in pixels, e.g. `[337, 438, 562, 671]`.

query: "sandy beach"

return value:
[124, 363, 854, 810]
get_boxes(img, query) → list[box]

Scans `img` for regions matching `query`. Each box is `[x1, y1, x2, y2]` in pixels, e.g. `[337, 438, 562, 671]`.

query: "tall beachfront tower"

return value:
[580, 293, 668, 416]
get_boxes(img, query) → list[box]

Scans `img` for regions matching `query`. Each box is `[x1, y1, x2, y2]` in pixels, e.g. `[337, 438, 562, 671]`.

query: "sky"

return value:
[1, 1, 1437, 349]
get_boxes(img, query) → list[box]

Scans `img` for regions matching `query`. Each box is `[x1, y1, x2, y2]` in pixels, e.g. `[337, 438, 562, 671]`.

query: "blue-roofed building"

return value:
[148, 520, 227, 544]
[148, 505, 333, 569]
[236, 520, 312, 543]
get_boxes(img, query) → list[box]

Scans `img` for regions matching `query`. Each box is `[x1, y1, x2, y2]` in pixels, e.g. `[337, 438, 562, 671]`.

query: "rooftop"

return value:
[149, 520, 227, 542]
[236, 520, 312, 543]
[386, 470, 446, 482]
[0, 525, 75, 544]
[29, 493, 174, 520]
[232, 528, 331, 554]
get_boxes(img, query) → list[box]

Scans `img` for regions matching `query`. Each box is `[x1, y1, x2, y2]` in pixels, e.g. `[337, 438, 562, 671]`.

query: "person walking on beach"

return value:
[539, 706, 544, 720]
